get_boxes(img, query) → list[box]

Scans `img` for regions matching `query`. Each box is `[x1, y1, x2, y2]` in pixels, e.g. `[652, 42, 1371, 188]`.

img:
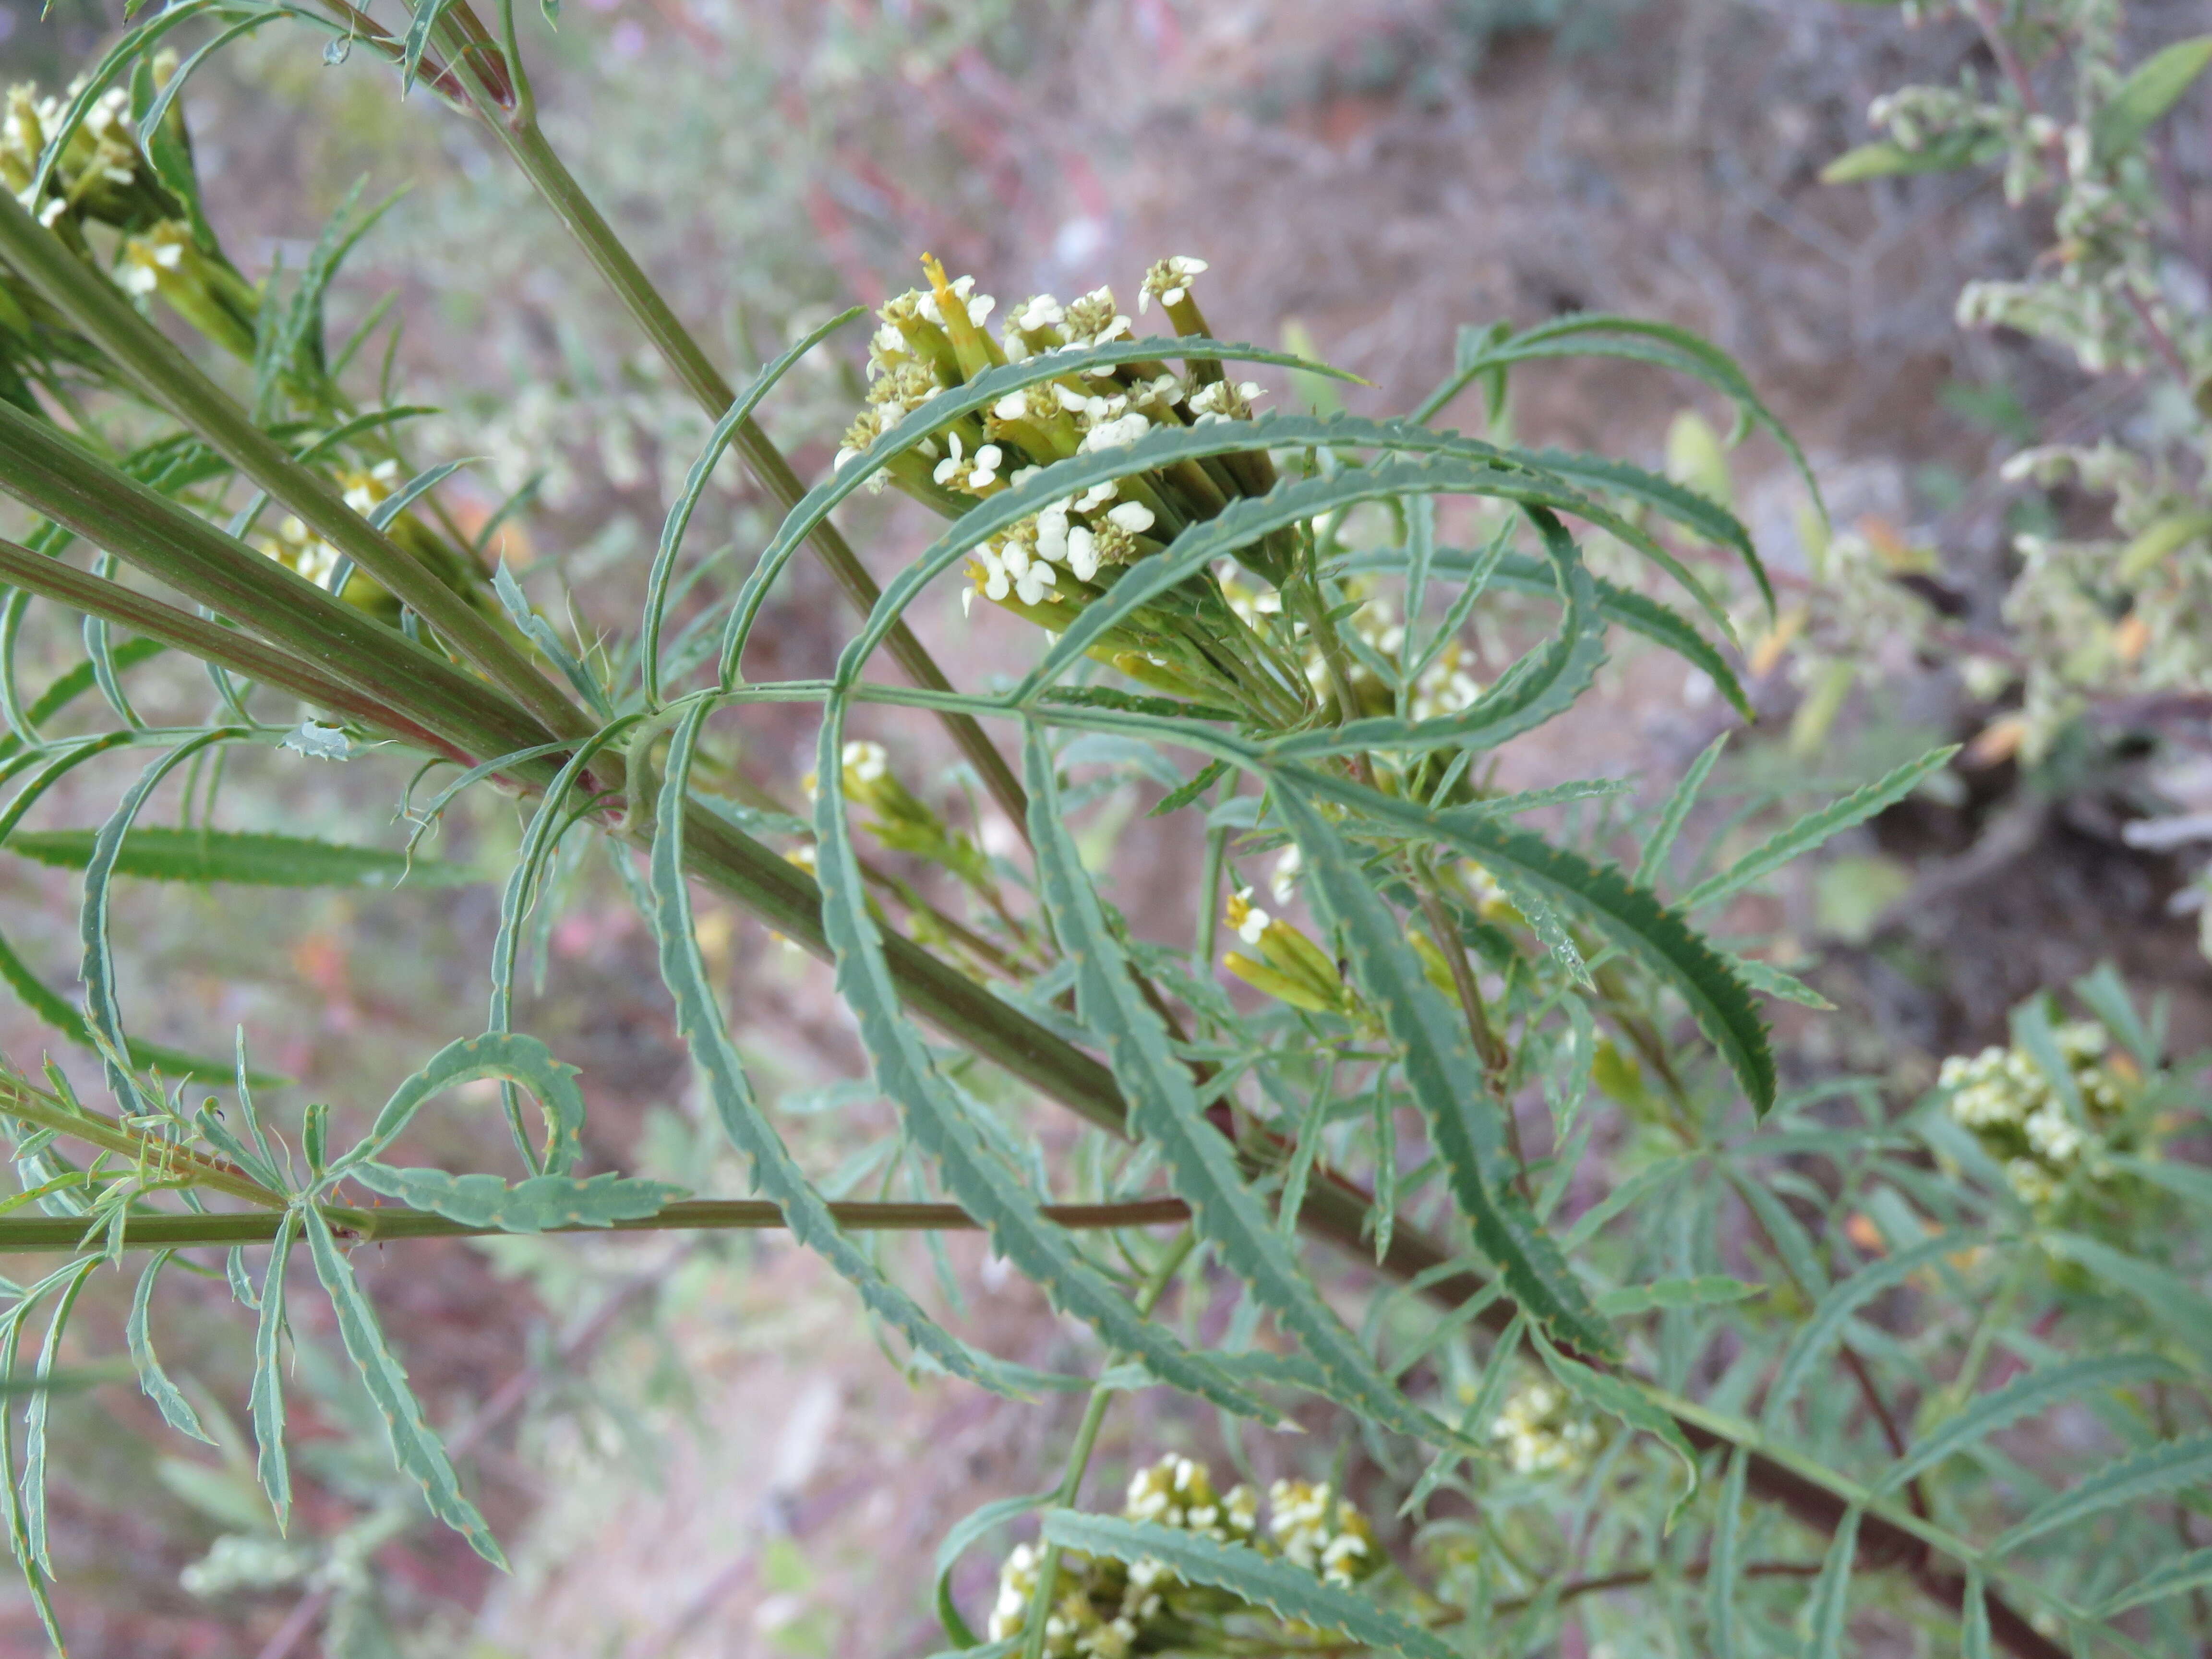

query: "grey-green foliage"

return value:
[1813, 2, 2212, 790]
[0, 7, 2198, 1659]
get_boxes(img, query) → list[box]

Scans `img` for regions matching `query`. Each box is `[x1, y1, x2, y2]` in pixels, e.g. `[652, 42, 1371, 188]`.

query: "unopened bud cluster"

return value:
[1938, 1021, 2131, 1211]
[987, 1456, 1382, 1658]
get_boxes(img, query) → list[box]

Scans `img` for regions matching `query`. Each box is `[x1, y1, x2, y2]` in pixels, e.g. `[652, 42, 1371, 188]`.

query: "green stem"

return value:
[0, 1194, 1194, 1254]
[0, 188, 589, 749]
[1021, 1228, 1199, 1659]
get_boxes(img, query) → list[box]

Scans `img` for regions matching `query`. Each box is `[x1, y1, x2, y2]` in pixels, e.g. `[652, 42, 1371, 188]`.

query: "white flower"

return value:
[1236, 904, 1270, 945]
[931, 431, 969, 487]
[1270, 845, 1302, 903]
[1073, 480, 1119, 513]
[841, 740, 889, 784]
[1081, 414, 1152, 452]
[993, 392, 1029, 421]
[1014, 558, 1057, 605]
[1015, 295, 1065, 332]
[1105, 501, 1154, 535]
[1035, 503, 1072, 564]
[1140, 254, 1209, 313]
[1066, 525, 1100, 581]
[968, 443, 1004, 489]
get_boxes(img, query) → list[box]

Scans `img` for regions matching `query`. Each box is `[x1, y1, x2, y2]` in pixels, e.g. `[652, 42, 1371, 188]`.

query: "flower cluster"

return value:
[1489, 1377, 1602, 1477]
[1938, 1020, 2132, 1210]
[2, 78, 167, 235]
[987, 1457, 1383, 1659]
[835, 256, 1302, 711]
[1266, 1478, 1380, 1587]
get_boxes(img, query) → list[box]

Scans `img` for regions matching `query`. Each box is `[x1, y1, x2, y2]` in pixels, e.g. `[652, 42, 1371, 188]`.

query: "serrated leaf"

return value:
[1595, 1276, 1762, 1316]
[1300, 772, 1775, 1112]
[1022, 725, 1462, 1450]
[1804, 1504, 1862, 1658]
[737, 402, 1731, 685]
[1420, 313, 1820, 526]
[1724, 951, 1834, 1010]
[1762, 1235, 1958, 1431]
[299, 1205, 505, 1565]
[813, 697, 1273, 1420]
[1709, 1444, 1748, 1659]
[324, 1030, 586, 1183]
[127, 1250, 213, 1444]
[1637, 733, 1728, 888]
[20, 1257, 96, 1575]
[1993, 1432, 2212, 1555]
[1274, 508, 1606, 759]
[2095, 36, 2212, 160]
[1148, 757, 1231, 818]
[1272, 782, 1617, 1359]
[934, 1488, 1057, 1647]
[644, 699, 1031, 1399]
[1681, 745, 1956, 911]
[250, 1210, 297, 1531]
[1875, 1353, 2181, 1495]
[11, 827, 480, 888]
[1039, 1513, 1456, 1659]
[351, 1164, 687, 1231]
[2039, 1233, 2212, 1367]
[644, 306, 863, 704]
[1535, 1338, 1700, 1527]
[2095, 1546, 2212, 1617]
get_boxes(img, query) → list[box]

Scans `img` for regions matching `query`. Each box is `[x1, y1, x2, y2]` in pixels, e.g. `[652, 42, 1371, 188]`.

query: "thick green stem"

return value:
[0, 537, 459, 757]
[0, 403, 565, 776]
[0, 188, 590, 747]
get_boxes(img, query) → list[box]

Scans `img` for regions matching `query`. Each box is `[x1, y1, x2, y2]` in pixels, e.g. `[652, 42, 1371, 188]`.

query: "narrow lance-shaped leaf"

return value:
[1271, 781, 1617, 1360]
[645, 697, 1033, 1399]
[1680, 746, 1957, 911]
[250, 1210, 297, 1530]
[1040, 1513, 1457, 1659]
[644, 306, 864, 704]
[2095, 1547, 2212, 1618]
[127, 1249, 213, 1444]
[20, 1257, 97, 1575]
[1021, 723, 1464, 1450]
[1535, 1336, 1699, 1527]
[1805, 1504, 1863, 1659]
[12, 827, 481, 888]
[1762, 1235, 1959, 1431]
[1295, 766, 1776, 1114]
[1993, 1433, 2212, 1555]
[1274, 508, 1607, 760]
[299, 1204, 506, 1566]
[78, 731, 242, 1111]
[1637, 732, 1728, 889]
[814, 694, 1273, 1420]
[1877, 1353, 2183, 1495]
